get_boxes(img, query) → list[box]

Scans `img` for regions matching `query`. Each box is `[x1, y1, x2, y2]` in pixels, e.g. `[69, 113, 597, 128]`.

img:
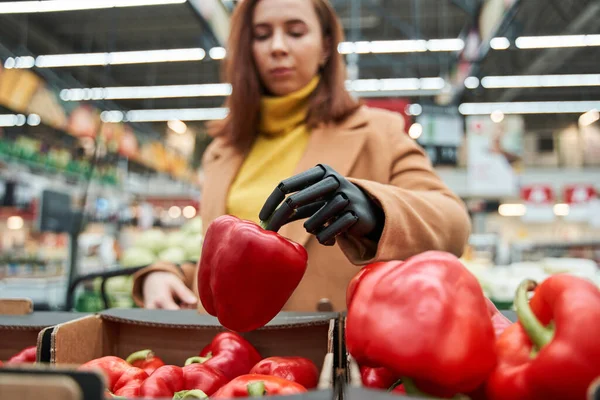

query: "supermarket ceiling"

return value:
[0, 0, 599, 134]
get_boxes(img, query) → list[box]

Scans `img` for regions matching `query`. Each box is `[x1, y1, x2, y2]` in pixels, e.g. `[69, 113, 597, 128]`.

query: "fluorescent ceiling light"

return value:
[427, 38, 465, 52]
[209, 47, 227, 60]
[490, 37, 510, 50]
[124, 107, 229, 122]
[464, 76, 480, 89]
[3, 56, 35, 69]
[35, 48, 205, 68]
[0, 0, 186, 14]
[515, 34, 600, 49]
[167, 119, 187, 134]
[0, 114, 27, 127]
[337, 38, 462, 54]
[459, 101, 600, 115]
[579, 109, 599, 127]
[63, 78, 442, 102]
[498, 204, 526, 217]
[481, 74, 600, 88]
[61, 83, 231, 101]
[408, 123, 423, 139]
[348, 77, 446, 93]
[553, 203, 570, 217]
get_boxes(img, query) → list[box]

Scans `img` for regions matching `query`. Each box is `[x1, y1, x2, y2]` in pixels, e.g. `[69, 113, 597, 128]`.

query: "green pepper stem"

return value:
[387, 379, 403, 392]
[125, 349, 153, 364]
[401, 377, 430, 397]
[173, 389, 208, 399]
[184, 355, 211, 366]
[259, 220, 270, 231]
[247, 381, 267, 397]
[515, 279, 554, 349]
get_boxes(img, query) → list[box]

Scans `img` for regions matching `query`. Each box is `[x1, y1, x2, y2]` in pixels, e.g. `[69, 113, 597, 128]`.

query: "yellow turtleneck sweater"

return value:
[226, 76, 320, 224]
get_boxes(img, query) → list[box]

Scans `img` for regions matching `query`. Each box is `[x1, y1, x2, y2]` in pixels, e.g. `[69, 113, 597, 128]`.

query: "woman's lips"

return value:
[270, 67, 293, 78]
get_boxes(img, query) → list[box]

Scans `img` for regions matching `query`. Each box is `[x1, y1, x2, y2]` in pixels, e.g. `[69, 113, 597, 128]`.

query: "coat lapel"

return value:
[200, 138, 246, 231]
[279, 108, 370, 247]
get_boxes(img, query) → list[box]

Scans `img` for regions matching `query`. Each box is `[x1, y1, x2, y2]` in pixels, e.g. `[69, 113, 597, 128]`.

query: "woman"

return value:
[132, 0, 471, 311]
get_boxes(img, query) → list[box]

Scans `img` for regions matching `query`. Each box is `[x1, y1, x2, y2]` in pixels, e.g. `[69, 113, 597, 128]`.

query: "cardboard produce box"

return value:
[40, 309, 341, 399]
[0, 298, 87, 362]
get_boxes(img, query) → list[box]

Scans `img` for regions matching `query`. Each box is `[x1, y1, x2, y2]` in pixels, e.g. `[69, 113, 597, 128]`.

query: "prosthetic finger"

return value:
[315, 212, 358, 246]
[286, 201, 327, 224]
[304, 194, 349, 234]
[263, 201, 295, 232]
[284, 176, 339, 209]
[259, 165, 327, 221]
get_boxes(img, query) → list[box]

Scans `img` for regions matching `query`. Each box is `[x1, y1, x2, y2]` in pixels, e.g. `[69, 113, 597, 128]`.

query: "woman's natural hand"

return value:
[142, 271, 198, 310]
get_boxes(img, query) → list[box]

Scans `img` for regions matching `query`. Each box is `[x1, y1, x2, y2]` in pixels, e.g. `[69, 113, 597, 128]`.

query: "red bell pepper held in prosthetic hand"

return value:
[488, 275, 600, 400]
[211, 374, 307, 398]
[249, 356, 319, 389]
[78, 356, 149, 397]
[126, 349, 165, 376]
[198, 215, 308, 332]
[185, 331, 261, 382]
[346, 251, 497, 398]
[8, 346, 37, 363]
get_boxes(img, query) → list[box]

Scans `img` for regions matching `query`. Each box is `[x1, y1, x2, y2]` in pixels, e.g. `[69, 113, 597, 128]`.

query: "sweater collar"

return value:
[259, 75, 320, 136]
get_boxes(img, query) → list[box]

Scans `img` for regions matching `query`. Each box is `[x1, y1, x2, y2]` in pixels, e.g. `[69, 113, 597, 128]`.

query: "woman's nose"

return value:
[270, 31, 288, 56]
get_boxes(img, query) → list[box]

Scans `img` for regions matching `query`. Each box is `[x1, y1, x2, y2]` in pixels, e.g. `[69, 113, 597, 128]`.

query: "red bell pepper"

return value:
[211, 374, 307, 398]
[198, 215, 308, 332]
[484, 322, 533, 400]
[487, 275, 600, 400]
[138, 363, 226, 399]
[485, 298, 512, 338]
[111, 366, 149, 398]
[126, 349, 165, 376]
[346, 262, 391, 308]
[8, 345, 37, 363]
[346, 251, 497, 398]
[249, 356, 319, 389]
[78, 356, 149, 397]
[181, 363, 229, 396]
[78, 356, 132, 391]
[185, 331, 261, 381]
[359, 366, 399, 390]
[139, 365, 185, 398]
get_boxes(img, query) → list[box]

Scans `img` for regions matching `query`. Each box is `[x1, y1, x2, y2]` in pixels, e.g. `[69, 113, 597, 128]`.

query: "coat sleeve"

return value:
[336, 115, 471, 264]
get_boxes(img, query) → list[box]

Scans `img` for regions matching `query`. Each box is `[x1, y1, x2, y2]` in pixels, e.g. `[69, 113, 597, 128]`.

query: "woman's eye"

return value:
[289, 31, 304, 38]
[253, 30, 270, 40]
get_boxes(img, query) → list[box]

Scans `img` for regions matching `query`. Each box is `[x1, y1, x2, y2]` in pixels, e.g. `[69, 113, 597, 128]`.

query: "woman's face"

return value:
[252, 0, 329, 96]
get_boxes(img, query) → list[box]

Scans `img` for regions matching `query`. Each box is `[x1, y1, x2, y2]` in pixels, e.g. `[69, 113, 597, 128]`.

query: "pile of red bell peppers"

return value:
[0, 345, 38, 366]
[76, 331, 319, 399]
[346, 250, 600, 400]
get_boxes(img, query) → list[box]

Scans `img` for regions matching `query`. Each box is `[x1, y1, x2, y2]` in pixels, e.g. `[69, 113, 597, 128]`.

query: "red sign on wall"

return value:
[520, 185, 554, 205]
[564, 185, 597, 204]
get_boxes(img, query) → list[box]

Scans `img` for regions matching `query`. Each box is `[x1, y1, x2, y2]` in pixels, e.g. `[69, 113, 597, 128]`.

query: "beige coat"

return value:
[132, 106, 471, 311]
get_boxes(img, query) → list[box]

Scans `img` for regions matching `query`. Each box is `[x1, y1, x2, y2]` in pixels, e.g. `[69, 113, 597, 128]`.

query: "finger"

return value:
[285, 176, 339, 210]
[265, 178, 339, 232]
[145, 301, 158, 310]
[316, 212, 358, 245]
[286, 201, 327, 224]
[264, 201, 295, 232]
[156, 296, 180, 310]
[259, 165, 326, 221]
[304, 194, 349, 234]
[173, 281, 198, 305]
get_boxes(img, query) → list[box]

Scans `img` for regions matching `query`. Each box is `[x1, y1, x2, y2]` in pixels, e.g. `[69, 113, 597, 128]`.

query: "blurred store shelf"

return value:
[436, 167, 600, 198]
